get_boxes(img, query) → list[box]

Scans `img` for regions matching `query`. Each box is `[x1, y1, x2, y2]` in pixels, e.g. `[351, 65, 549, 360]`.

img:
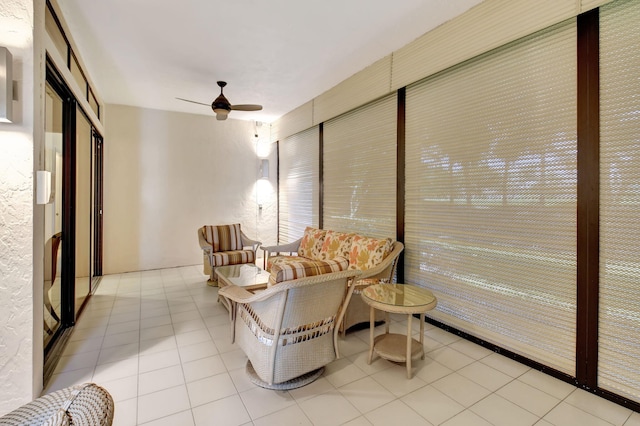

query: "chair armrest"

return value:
[219, 269, 362, 305]
[357, 241, 404, 282]
[261, 238, 303, 269]
[198, 228, 212, 253]
[241, 231, 261, 251]
[262, 238, 303, 255]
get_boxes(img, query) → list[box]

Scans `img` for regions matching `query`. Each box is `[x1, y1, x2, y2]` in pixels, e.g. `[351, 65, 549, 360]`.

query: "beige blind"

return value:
[323, 94, 397, 238]
[278, 127, 320, 243]
[599, 0, 640, 404]
[404, 20, 577, 373]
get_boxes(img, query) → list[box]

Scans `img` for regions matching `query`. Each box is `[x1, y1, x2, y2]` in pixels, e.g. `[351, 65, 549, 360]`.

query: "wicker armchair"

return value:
[219, 269, 361, 389]
[198, 224, 261, 284]
[263, 238, 404, 332]
[0, 383, 114, 426]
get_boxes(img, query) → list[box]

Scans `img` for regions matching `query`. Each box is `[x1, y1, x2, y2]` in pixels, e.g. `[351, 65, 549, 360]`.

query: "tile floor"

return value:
[45, 266, 640, 426]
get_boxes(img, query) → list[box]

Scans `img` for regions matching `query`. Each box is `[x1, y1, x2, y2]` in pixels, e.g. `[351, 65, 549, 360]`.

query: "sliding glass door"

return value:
[44, 60, 104, 368]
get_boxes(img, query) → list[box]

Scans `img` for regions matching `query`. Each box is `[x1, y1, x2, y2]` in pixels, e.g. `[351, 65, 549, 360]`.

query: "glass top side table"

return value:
[361, 283, 437, 379]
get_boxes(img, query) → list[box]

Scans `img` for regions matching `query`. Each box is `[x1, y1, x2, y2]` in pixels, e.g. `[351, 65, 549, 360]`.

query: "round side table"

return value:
[361, 283, 437, 379]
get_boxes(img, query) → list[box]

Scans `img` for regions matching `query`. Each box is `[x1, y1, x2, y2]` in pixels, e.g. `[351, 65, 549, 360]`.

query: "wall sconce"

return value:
[259, 159, 269, 179]
[0, 46, 13, 123]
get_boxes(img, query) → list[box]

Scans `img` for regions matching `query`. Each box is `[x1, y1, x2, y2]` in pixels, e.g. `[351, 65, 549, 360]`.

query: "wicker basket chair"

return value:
[219, 269, 361, 390]
[0, 383, 114, 426]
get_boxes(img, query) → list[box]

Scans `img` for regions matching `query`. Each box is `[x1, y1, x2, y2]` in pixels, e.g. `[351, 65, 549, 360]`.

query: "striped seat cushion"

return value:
[209, 250, 256, 267]
[268, 257, 349, 286]
[265, 255, 299, 271]
[203, 224, 243, 252]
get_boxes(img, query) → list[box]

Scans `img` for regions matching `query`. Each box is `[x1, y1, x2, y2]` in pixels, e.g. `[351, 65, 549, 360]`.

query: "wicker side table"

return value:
[361, 283, 437, 379]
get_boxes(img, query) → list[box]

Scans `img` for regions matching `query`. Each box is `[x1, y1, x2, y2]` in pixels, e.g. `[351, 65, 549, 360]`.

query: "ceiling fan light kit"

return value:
[178, 81, 262, 121]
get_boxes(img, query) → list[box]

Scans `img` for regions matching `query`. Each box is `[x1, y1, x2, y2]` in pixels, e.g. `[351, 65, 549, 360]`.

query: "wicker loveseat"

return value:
[219, 269, 361, 389]
[262, 227, 404, 332]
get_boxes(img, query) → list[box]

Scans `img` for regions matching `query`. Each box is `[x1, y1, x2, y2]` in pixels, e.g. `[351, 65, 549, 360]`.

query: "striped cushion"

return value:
[203, 224, 243, 252]
[268, 257, 349, 286]
[266, 255, 295, 271]
[210, 250, 255, 267]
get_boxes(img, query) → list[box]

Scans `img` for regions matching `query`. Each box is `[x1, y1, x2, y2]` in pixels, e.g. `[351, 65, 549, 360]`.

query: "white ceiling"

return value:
[57, 0, 484, 123]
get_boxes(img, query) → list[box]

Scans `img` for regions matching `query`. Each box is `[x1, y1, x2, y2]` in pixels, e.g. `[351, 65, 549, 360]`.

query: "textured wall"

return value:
[0, 0, 41, 415]
[103, 105, 277, 274]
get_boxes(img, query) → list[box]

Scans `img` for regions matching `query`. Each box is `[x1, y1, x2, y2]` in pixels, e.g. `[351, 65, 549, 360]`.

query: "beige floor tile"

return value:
[137, 385, 191, 424]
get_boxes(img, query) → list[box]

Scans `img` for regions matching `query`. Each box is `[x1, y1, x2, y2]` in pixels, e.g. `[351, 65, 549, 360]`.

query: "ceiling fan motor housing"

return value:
[212, 94, 231, 114]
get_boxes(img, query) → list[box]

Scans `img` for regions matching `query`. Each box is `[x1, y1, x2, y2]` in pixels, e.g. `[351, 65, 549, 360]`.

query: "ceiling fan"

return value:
[177, 81, 263, 120]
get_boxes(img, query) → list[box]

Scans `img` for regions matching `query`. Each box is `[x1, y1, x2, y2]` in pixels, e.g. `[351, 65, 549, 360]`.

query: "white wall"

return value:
[0, 0, 45, 415]
[103, 104, 277, 274]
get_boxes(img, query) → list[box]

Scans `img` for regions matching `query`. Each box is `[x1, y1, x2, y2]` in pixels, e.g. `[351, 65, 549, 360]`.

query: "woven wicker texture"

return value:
[220, 270, 361, 387]
[0, 383, 114, 426]
[263, 236, 404, 332]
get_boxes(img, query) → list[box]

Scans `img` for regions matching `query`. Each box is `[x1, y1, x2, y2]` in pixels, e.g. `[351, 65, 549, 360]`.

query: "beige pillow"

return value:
[319, 230, 355, 260]
[348, 236, 393, 270]
[298, 227, 327, 260]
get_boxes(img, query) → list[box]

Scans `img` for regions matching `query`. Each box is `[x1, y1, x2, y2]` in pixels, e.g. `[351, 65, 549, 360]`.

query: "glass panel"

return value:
[44, 83, 64, 347]
[70, 53, 87, 96]
[89, 88, 100, 119]
[75, 107, 92, 314]
[45, 5, 67, 62]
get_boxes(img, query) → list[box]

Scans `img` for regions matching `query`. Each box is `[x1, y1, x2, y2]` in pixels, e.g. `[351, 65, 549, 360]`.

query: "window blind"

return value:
[598, 0, 640, 404]
[404, 20, 577, 373]
[323, 94, 397, 238]
[278, 127, 320, 243]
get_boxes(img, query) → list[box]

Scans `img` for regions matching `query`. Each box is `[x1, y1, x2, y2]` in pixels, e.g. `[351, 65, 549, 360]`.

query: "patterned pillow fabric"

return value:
[348, 235, 394, 271]
[297, 227, 327, 260]
[320, 230, 355, 260]
[268, 257, 349, 286]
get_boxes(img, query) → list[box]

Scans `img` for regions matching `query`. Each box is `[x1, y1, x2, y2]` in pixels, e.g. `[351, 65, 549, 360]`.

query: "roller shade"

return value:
[278, 127, 320, 243]
[598, 0, 640, 404]
[404, 20, 577, 373]
[323, 94, 397, 238]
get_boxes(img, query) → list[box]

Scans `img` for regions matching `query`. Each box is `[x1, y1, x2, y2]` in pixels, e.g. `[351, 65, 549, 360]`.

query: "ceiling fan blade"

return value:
[176, 97, 210, 106]
[216, 113, 228, 121]
[230, 104, 263, 111]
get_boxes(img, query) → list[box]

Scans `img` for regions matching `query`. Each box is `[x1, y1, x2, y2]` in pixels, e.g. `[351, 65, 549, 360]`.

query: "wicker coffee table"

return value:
[361, 283, 437, 379]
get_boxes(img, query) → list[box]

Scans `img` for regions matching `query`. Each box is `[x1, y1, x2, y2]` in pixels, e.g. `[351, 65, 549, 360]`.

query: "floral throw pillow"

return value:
[320, 230, 355, 260]
[298, 227, 327, 260]
[348, 235, 393, 271]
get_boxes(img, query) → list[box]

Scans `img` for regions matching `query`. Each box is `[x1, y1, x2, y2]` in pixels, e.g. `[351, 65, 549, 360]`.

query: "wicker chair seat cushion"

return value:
[203, 224, 243, 252]
[268, 257, 349, 286]
[0, 383, 114, 426]
[266, 254, 295, 271]
[209, 250, 255, 267]
[348, 235, 393, 271]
